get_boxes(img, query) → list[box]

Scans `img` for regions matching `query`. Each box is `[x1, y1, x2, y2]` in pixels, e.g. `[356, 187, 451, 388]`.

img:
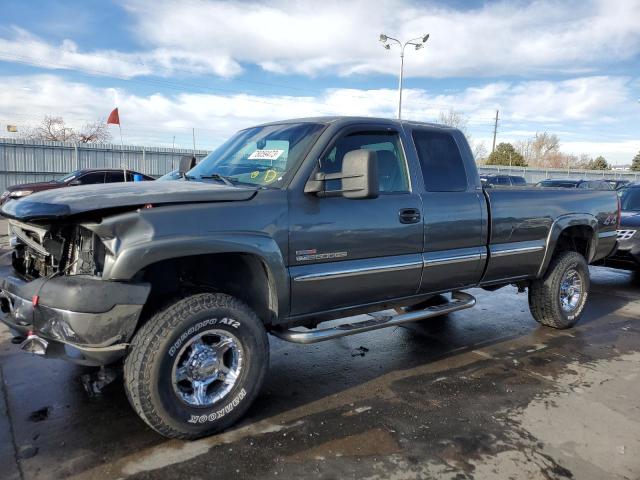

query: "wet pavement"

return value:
[0, 232, 639, 479]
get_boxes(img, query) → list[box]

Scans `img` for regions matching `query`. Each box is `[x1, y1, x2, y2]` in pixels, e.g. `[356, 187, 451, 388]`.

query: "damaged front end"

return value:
[9, 219, 107, 279]
[1, 217, 149, 366]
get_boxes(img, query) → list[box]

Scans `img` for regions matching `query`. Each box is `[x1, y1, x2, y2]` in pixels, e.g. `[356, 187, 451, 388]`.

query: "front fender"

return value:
[103, 232, 290, 319]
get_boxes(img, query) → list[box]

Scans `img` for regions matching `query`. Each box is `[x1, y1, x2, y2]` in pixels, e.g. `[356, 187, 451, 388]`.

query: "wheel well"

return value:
[138, 253, 277, 327]
[554, 225, 594, 259]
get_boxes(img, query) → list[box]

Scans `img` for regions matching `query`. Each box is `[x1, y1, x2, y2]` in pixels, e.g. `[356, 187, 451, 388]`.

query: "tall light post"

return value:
[379, 33, 429, 119]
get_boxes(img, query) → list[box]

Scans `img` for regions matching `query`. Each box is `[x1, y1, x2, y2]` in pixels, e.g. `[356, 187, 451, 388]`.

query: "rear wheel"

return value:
[528, 251, 589, 329]
[124, 293, 269, 439]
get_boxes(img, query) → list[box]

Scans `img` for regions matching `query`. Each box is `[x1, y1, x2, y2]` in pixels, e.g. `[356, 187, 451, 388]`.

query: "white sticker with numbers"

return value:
[248, 149, 284, 160]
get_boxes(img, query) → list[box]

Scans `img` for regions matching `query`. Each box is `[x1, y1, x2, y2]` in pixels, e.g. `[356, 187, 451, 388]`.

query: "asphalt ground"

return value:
[0, 218, 638, 480]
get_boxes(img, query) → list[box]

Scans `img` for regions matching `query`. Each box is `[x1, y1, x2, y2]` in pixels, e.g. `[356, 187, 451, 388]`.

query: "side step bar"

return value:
[272, 291, 476, 344]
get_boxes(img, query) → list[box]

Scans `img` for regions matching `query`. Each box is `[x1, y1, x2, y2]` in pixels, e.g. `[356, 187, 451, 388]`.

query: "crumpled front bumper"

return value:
[0, 265, 150, 365]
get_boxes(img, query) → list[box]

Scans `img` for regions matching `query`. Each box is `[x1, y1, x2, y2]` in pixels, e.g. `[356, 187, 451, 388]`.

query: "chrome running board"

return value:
[272, 291, 476, 344]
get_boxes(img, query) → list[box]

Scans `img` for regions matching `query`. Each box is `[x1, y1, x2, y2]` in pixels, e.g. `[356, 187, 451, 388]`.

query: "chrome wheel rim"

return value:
[171, 328, 244, 407]
[559, 268, 583, 313]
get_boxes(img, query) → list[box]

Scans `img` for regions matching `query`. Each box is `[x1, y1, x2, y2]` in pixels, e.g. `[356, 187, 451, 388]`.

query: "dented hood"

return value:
[0, 180, 257, 222]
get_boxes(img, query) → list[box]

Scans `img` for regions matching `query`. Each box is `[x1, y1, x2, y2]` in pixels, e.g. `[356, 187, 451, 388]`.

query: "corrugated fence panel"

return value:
[0, 138, 208, 192]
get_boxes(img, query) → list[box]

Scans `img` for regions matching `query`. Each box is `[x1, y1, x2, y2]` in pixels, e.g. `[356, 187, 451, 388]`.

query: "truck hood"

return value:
[620, 211, 640, 228]
[0, 180, 257, 221]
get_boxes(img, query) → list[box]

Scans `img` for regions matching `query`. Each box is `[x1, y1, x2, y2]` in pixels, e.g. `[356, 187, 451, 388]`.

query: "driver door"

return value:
[288, 126, 424, 316]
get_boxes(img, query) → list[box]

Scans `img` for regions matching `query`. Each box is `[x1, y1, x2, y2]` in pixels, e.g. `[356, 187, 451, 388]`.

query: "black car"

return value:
[480, 174, 527, 187]
[536, 179, 612, 190]
[0, 168, 155, 205]
[603, 183, 640, 271]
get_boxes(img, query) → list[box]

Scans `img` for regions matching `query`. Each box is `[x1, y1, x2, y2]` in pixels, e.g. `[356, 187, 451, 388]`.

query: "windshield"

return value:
[157, 169, 181, 181]
[188, 122, 325, 187]
[53, 170, 81, 183]
[621, 188, 640, 211]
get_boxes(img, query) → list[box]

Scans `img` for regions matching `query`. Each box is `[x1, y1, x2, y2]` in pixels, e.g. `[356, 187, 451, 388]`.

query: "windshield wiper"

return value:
[199, 173, 236, 186]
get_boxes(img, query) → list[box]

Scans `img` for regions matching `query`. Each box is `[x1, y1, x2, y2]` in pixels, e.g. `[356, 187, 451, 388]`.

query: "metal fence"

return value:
[0, 138, 209, 192]
[478, 165, 639, 185]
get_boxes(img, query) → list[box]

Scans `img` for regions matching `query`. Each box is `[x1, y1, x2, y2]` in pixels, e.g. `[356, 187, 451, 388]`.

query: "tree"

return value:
[587, 155, 609, 170]
[631, 151, 640, 172]
[472, 141, 488, 163]
[515, 132, 561, 167]
[438, 109, 469, 136]
[486, 142, 527, 167]
[76, 121, 111, 143]
[22, 116, 111, 143]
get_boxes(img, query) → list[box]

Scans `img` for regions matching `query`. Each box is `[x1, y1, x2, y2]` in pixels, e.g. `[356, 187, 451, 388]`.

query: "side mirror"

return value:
[178, 155, 196, 177]
[341, 150, 379, 199]
[305, 149, 379, 199]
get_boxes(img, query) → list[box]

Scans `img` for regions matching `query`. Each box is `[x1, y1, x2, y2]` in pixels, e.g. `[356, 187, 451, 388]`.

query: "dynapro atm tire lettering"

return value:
[169, 317, 241, 357]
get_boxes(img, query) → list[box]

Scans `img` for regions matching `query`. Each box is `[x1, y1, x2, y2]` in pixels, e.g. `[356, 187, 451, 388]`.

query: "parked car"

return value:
[600, 183, 640, 271]
[0, 117, 618, 439]
[535, 179, 613, 190]
[0, 169, 155, 205]
[605, 179, 630, 190]
[480, 174, 527, 187]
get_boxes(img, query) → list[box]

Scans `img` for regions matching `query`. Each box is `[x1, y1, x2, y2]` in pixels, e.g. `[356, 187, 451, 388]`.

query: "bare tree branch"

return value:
[20, 116, 111, 143]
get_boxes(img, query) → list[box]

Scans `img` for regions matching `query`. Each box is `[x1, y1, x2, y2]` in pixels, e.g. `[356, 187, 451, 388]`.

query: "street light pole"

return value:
[380, 33, 430, 119]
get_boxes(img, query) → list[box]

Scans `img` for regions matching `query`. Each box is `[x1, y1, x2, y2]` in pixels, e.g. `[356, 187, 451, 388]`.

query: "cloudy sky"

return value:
[0, 0, 639, 163]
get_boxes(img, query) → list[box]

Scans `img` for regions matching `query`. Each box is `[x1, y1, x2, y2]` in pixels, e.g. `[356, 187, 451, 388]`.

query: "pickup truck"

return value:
[0, 117, 619, 439]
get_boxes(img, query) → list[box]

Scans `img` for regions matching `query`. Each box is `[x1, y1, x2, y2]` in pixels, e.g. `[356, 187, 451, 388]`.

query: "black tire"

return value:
[528, 251, 590, 329]
[124, 293, 269, 439]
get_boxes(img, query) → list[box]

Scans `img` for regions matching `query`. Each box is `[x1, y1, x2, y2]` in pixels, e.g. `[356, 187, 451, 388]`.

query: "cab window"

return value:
[412, 130, 468, 192]
[319, 131, 409, 193]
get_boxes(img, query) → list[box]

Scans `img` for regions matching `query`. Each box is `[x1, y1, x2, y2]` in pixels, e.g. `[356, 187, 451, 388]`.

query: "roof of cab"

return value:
[252, 116, 455, 130]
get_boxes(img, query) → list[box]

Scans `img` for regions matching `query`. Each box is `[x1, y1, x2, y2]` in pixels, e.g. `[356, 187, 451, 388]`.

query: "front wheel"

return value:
[528, 251, 590, 329]
[124, 293, 269, 439]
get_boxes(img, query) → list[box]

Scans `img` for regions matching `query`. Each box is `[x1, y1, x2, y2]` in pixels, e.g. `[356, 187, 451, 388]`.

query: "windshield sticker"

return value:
[250, 171, 260, 179]
[264, 169, 278, 183]
[248, 149, 284, 161]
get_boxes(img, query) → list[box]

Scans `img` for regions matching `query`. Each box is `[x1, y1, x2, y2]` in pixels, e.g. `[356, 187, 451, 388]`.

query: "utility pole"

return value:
[492, 109, 499, 153]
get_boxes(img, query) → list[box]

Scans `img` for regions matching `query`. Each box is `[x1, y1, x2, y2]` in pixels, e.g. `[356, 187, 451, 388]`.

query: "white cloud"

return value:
[125, 0, 640, 78]
[0, 26, 241, 78]
[0, 74, 637, 164]
[1, 0, 639, 79]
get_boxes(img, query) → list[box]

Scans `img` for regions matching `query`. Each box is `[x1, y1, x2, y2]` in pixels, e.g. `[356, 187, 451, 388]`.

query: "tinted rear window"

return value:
[511, 176, 526, 185]
[412, 130, 467, 192]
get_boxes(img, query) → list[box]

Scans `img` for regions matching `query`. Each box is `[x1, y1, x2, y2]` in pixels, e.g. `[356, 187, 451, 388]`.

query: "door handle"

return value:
[399, 208, 421, 224]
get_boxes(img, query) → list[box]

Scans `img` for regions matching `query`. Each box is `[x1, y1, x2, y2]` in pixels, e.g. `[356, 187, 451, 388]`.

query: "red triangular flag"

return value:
[107, 108, 120, 125]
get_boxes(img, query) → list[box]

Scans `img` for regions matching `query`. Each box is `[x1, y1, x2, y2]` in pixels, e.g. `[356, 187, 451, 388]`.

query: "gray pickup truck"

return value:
[0, 117, 618, 438]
